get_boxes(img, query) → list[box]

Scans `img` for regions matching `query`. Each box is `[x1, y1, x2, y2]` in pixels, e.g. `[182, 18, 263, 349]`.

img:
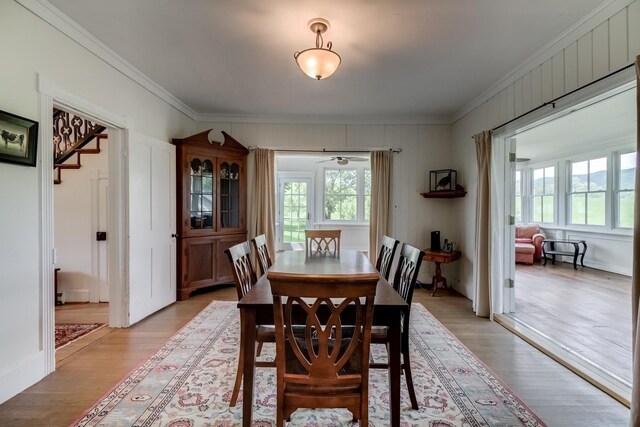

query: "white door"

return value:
[96, 176, 109, 302]
[128, 131, 176, 324]
[278, 176, 312, 251]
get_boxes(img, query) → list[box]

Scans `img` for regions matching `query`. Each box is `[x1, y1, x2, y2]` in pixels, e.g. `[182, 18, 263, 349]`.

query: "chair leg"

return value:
[229, 339, 244, 407]
[402, 346, 419, 410]
[256, 339, 264, 357]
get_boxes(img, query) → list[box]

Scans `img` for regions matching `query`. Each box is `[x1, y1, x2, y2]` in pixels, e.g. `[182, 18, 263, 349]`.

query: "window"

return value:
[323, 168, 370, 221]
[617, 152, 636, 228]
[515, 170, 522, 222]
[531, 166, 554, 223]
[570, 157, 606, 225]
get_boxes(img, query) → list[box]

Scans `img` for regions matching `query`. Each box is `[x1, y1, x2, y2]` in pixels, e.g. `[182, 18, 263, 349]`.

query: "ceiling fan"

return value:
[317, 156, 368, 165]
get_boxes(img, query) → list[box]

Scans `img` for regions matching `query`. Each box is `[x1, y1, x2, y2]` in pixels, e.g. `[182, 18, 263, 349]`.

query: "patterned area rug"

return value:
[73, 301, 546, 426]
[55, 323, 106, 349]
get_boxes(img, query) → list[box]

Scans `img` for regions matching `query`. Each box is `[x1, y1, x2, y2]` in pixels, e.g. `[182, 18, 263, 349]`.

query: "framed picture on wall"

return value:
[0, 109, 38, 167]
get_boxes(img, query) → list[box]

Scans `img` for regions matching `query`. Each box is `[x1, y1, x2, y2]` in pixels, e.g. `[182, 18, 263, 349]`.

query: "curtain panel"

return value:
[248, 148, 276, 264]
[473, 130, 492, 318]
[369, 150, 392, 262]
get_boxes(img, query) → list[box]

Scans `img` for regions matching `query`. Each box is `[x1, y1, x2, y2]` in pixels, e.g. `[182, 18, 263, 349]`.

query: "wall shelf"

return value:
[421, 190, 467, 198]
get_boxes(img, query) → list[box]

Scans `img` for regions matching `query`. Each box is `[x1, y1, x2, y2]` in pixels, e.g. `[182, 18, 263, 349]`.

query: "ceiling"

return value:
[516, 87, 637, 161]
[49, 0, 607, 119]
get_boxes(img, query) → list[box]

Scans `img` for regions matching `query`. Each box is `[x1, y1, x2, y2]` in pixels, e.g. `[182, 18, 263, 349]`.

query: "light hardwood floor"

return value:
[0, 285, 629, 426]
[514, 262, 631, 384]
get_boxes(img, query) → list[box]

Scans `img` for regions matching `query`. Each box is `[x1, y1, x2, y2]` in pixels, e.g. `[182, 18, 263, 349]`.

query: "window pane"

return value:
[533, 168, 544, 195]
[515, 171, 521, 196]
[364, 195, 371, 221]
[586, 192, 605, 225]
[620, 152, 636, 191]
[364, 170, 371, 194]
[619, 190, 635, 228]
[571, 193, 586, 224]
[325, 169, 359, 220]
[532, 196, 542, 223]
[515, 196, 522, 222]
[572, 161, 588, 192]
[589, 157, 607, 191]
[542, 195, 553, 223]
[544, 167, 554, 194]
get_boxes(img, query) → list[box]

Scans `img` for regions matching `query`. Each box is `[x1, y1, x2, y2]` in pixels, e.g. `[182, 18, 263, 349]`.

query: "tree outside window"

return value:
[570, 157, 606, 225]
[324, 169, 358, 220]
[617, 152, 636, 228]
[364, 170, 371, 221]
[531, 166, 554, 223]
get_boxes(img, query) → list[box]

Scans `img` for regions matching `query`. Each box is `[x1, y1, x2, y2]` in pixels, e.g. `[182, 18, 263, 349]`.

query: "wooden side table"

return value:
[54, 268, 62, 306]
[423, 249, 461, 296]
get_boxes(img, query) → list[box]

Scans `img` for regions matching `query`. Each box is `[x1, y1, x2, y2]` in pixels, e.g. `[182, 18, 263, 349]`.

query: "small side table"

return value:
[542, 239, 587, 270]
[54, 268, 62, 306]
[423, 249, 461, 296]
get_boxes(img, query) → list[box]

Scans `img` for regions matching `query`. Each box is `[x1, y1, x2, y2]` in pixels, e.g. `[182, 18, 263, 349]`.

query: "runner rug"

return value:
[55, 323, 105, 349]
[73, 301, 545, 426]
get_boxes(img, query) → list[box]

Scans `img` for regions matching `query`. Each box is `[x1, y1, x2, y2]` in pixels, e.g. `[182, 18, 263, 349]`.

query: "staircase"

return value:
[53, 108, 106, 184]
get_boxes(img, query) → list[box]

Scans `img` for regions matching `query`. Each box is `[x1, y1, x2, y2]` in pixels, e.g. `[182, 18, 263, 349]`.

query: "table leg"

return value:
[388, 311, 402, 427]
[431, 262, 443, 296]
[572, 243, 579, 270]
[580, 241, 587, 267]
[241, 308, 257, 427]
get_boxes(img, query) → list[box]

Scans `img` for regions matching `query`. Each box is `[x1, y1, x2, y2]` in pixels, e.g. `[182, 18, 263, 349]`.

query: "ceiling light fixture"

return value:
[294, 18, 341, 80]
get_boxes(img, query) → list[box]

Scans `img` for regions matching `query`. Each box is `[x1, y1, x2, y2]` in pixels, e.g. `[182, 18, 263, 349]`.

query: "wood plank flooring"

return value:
[0, 285, 629, 426]
[514, 262, 631, 383]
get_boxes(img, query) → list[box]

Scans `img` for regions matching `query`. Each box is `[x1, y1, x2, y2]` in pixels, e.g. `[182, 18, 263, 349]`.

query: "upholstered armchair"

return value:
[515, 225, 545, 264]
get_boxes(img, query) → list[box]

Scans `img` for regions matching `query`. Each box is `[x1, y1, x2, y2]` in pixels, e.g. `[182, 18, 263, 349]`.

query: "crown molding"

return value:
[16, 0, 198, 120]
[196, 113, 452, 126]
[452, 0, 635, 123]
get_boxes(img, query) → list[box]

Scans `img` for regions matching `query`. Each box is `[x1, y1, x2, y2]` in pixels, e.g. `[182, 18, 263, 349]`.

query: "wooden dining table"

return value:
[237, 249, 408, 427]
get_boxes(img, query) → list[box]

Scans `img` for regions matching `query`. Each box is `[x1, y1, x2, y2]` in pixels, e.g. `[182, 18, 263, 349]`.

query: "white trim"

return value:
[0, 351, 45, 404]
[453, 0, 636, 123]
[39, 93, 55, 375]
[198, 113, 451, 125]
[18, 0, 197, 121]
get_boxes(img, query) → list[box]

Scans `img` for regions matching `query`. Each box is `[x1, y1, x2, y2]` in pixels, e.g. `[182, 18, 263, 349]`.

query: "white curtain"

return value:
[248, 148, 276, 263]
[473, 131, 492, 318]
[629, 55, 640, 427]
[369, 150, 392, 262]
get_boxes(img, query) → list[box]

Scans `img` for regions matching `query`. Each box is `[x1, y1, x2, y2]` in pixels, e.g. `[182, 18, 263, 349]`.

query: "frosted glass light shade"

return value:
[295, 48, 341, 80]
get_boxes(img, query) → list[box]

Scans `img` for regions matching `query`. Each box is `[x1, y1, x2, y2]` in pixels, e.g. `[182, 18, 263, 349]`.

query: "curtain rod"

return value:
[471, 62, 636, 139]
[247, 147, 402, 154]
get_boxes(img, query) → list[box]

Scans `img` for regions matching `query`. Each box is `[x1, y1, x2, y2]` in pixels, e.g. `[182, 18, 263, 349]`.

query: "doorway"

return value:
[494, 79, 636, 404]
[277, 174, 313, 251]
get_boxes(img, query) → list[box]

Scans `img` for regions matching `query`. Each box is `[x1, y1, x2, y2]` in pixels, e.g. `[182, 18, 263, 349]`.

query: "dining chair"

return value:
[269, 277, 377, 426]
[251, 234, 273, 277]
[305, 229, 341, 255]
[371, 243, 425, 410]
[224, 241, 276, 407]
[375, 235, 400, 280]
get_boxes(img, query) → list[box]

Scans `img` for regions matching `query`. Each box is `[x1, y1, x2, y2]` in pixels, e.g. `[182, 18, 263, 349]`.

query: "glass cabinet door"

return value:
[219, 161, 240, 229]
[190, 158, 214, 230]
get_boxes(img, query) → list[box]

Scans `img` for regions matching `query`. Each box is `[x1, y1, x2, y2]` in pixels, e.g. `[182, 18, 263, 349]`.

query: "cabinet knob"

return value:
[171, 233, 179, 238]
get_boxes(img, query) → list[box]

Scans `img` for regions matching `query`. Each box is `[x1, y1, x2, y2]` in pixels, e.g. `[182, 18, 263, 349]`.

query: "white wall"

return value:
[451, 0, 640, 298]
[0, 1, 193, 404]
[199, 122, 455, 284]
[54, 134, 109, 302]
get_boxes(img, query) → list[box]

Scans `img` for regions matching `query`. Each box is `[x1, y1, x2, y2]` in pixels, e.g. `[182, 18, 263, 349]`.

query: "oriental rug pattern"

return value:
[73, 301, 545, 426]
[55, 323, 106, 349]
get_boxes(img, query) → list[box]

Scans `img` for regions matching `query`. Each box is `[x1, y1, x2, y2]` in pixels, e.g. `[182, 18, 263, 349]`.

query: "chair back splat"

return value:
[270, 276, 377, 426]
[305, 229, 341, 256]
[375, 235, 400, 280]
[224, 241, 257, 300]
[251, 234, 273, 276]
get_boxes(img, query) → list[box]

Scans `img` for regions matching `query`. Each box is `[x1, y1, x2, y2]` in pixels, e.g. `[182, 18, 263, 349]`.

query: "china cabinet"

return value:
[173, 130, 249, 300]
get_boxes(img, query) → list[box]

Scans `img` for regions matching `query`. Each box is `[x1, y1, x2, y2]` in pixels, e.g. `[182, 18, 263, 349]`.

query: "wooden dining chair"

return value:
[375, 235, 400, 280]
[371, 243, 425, 410]
[251, 234, 273, 277]
[224, 241, 276, 407]
[270, 277, 377, 426]
[305, 229, 341, 255]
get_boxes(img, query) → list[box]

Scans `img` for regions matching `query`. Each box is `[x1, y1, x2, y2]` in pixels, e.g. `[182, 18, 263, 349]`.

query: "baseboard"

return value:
[62, 289, 90, 303]
[495, 314, 631, 407]
[0, 351, 46, 404]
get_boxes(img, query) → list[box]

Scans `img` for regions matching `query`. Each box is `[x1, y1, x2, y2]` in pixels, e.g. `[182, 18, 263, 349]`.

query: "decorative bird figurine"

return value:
[436, 174, 451, 190]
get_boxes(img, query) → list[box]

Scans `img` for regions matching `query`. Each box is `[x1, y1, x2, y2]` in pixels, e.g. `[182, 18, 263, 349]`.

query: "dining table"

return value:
[237, 249, 408, 427]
